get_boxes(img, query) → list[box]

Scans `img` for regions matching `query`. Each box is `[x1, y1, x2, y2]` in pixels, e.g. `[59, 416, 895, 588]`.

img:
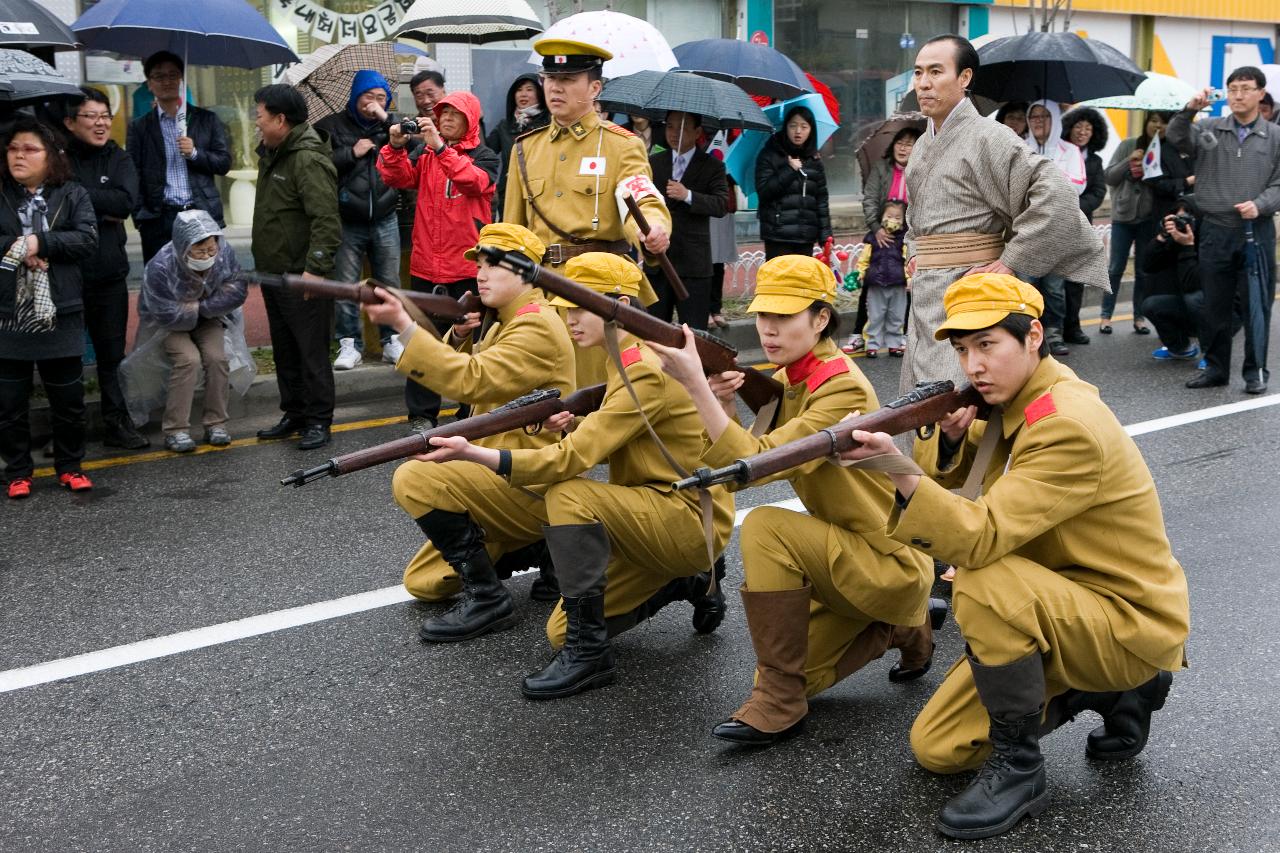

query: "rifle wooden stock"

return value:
[672, 381, 987, 490]
[623, 194, 688, 301]
[476, 246, 784, 413]
[280, 384, 607, 487]
[243, 272, 482, 323]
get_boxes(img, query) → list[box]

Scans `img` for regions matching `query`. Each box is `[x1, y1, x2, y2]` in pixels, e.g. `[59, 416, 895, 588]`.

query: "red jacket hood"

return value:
[434, 91, 483, 149]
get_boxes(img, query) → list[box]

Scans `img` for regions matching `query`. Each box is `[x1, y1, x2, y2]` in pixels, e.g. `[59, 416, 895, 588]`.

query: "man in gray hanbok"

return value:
[900, 35, 1109, 393]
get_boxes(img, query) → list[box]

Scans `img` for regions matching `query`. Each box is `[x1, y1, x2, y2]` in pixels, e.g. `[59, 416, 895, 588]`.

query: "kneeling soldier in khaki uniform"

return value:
[650, 255, 940, 746]
[840, 273, 1190, 840]
[367, 223, 576, 641]
[419, 252, 735, 699]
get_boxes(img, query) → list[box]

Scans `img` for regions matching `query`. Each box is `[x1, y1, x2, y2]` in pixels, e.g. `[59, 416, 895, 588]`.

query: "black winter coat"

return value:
[1078, 151, 1105, 223]
[1143, 140, 1193, 222]
[1141, 231, 1200, 298]
[315, 110, 400, 224]
[754, 135, 831, 245]
[66, 138, 138, 287]
[0, 180, 98, 321]
[127, 104, 230, 224]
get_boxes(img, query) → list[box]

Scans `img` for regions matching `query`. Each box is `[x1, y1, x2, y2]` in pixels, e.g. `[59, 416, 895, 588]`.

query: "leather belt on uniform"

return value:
[544, 239, 631, 266]
[913, 233, 1006, 270]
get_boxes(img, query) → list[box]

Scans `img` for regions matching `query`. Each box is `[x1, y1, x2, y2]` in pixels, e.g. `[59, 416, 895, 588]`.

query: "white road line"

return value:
[1, 396, 1276, 694]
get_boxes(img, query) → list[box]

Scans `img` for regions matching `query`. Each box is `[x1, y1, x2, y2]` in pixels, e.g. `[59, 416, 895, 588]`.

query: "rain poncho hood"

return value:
[1024, 99, 1087, 195]
[123, 209, 255, 426]
[433, 91, 484, 150]
[347, 69, 392, 129]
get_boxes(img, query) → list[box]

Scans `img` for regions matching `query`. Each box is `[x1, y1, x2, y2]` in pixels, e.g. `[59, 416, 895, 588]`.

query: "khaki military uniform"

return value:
[501, 334, 735, 646]
[391, 288, 576, 599]
[704, 339, 933, 695]
[897, 357, 1190, 773]
[502, 110, 670, 386]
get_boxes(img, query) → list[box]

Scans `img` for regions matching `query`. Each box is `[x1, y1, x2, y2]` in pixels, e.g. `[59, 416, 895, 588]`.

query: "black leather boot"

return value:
[936, 652, 1049, 840]
[521, 523, 616, 700]
[610, 555, 729, 635]
[1085, 671, 1173, 761]
[415, 510, 516, 643]
[492, 541, 560, 600]
[887, 598, 948, 682]
[102, 415, 149, 449]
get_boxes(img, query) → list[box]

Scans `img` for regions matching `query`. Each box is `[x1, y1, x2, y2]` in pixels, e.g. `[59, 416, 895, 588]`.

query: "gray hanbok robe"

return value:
[901, 98, 1109, 392]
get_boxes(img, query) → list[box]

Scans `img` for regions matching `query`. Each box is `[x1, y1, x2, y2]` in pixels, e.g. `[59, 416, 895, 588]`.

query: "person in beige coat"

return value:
[841, 273, 1189, 840]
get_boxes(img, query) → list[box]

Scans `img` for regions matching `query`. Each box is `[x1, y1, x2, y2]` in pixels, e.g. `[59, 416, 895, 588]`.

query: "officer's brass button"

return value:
[586, 188, 593, 194]
[559, 154, 566, 161]
[555, 190, 563, 197]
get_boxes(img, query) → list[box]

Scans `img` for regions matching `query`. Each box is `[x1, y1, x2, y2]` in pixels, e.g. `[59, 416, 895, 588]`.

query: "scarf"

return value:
[513, 104, 543, 131]
[0, 188, 54, 333]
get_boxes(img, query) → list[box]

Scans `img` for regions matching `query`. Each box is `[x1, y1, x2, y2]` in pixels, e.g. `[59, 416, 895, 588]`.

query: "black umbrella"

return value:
[1243, 223, 1271, 387]
[0, 0, 79, 50]
[598, 70, 773, 133]
[973, 32, 1144, 104]
[0, 48, 81, 106]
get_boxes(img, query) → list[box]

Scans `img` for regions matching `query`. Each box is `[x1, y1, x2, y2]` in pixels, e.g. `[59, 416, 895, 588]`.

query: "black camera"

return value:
[1173, 212, 1195, 233]
[399, 118, 420, 135]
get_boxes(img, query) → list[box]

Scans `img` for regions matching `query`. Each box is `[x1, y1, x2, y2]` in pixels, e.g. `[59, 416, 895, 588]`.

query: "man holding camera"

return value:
[1141, 206, 1206, 362]
[1168, 67, 1280, 394]
[377, 91, 498, 430]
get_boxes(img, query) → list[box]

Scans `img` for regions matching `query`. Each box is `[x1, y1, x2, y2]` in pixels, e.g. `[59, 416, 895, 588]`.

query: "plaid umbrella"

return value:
[282, 43, 399, 126]
[598, 70, 773, 133]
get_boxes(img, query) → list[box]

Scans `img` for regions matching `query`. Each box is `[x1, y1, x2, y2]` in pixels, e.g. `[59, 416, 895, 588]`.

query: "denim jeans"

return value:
[333, 214, 400, 348]
[1025, 274, 1066, 330]
[1104, 219, 1155, 319]
[1141, 291, 1205, 353]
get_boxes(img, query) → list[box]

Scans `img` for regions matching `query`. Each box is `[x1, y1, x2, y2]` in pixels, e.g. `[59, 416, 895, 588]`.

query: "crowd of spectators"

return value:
[1, 51, 1277, 499]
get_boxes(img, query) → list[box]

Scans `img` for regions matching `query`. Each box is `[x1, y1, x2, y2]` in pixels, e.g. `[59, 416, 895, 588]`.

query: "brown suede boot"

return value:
[833, 621, 894, 683]
[888, 597, 948, 682]
[711, 584, 812, 745]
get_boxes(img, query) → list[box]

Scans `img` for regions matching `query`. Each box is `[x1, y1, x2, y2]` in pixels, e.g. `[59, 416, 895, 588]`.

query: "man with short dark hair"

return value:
[842, 273, 1189, 840]
[645, 110, 727, 331]
[251, 84, 342, 451]
[899, 34, 1107, 398]
[1168, 66, 1280, 394]
[127, 51, 230, 263]
[410, 70, 446, 115]
[64, 87, 146, 449]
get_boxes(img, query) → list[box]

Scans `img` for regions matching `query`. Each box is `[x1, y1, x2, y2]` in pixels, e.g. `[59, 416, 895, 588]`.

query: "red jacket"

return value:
[377, 92, 499, 283]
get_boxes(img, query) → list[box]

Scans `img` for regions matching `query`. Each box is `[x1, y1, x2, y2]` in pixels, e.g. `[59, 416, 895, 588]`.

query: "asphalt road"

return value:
[2, 318, 1278, 853]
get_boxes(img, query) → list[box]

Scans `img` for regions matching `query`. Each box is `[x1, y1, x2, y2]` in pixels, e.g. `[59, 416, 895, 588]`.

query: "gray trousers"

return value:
[865, 286, 908, 350]
[162, 317, 229, 434]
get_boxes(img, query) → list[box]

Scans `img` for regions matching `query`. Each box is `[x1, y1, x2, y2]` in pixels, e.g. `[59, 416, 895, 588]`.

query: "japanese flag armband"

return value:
[615, 174, 663, 223]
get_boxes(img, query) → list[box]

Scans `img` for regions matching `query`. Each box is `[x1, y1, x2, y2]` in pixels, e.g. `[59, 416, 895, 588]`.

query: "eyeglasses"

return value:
[6, 145, 45, 157]
[75, 112, 112, 124]
[1227, 86, 1260, 96]
[149, 72, 182, 83]
[187, 245, 218, 259]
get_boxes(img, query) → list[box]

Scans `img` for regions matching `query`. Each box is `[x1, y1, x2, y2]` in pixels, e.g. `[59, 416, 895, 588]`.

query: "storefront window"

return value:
[774, 0, 958, 194]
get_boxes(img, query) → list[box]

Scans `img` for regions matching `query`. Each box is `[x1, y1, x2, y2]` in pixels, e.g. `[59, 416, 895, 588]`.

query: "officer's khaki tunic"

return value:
[898, 357, 1190, 773]
[391, 289, 576, 599]
[501, 111, 671, 386]
[703, 338, 932, 694]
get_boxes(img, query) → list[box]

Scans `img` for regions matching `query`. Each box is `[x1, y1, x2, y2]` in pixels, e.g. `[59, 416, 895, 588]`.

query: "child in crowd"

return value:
[857, 199, 910, 357]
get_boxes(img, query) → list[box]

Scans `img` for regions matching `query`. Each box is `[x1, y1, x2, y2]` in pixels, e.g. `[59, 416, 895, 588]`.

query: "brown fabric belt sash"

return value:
[913, 233, 1006, 270]
[544, 239, 631, 265]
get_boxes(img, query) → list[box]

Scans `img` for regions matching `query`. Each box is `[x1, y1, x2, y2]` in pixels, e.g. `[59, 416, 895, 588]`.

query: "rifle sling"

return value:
[382, 283, 442, 341]
[602, 322, 718, 593]
[516, 139, 591, 246]
[955, 405, 1004, 501]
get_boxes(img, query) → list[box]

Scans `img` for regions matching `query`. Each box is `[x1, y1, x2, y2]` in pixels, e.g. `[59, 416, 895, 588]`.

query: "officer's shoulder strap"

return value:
[604, 121, 635, 138]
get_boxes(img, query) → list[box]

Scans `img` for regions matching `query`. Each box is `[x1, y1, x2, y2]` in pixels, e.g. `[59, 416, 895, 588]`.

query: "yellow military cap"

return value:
[933, 273, 1044, 341]
[747, 254, 837, 315]
[533, 38, 613, 74]
[466, 222, 545, 264]
[550, 252, 643, 307]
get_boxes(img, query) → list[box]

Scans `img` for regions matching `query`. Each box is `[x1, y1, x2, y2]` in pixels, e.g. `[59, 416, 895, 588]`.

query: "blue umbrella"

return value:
[72, 0, 298, 69]
[674, 38, 811, 101]
[1243, 223, 1272, 386]
[724, 93, 839, 196]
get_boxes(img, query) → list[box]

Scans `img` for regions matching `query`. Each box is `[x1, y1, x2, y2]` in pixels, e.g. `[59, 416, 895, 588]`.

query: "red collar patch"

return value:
[515, 303, 541, 316]
[785, 350, 823, 386]
[805, 358, 850, 393]
[620, 346, 643, 368]
[1024, 392, 1057, 427]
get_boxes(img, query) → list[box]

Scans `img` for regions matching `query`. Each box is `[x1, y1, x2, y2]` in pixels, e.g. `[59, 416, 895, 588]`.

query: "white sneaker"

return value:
[333, 337, 362, 370]
[382, 333, 405, 365]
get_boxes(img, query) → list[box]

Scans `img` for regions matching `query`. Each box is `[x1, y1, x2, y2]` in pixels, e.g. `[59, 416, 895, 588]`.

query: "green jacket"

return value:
[252, 122, 340, 276]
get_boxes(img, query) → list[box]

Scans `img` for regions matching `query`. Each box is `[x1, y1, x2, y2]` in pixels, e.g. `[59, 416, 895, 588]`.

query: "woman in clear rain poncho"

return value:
[121, 209, 254, 452]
